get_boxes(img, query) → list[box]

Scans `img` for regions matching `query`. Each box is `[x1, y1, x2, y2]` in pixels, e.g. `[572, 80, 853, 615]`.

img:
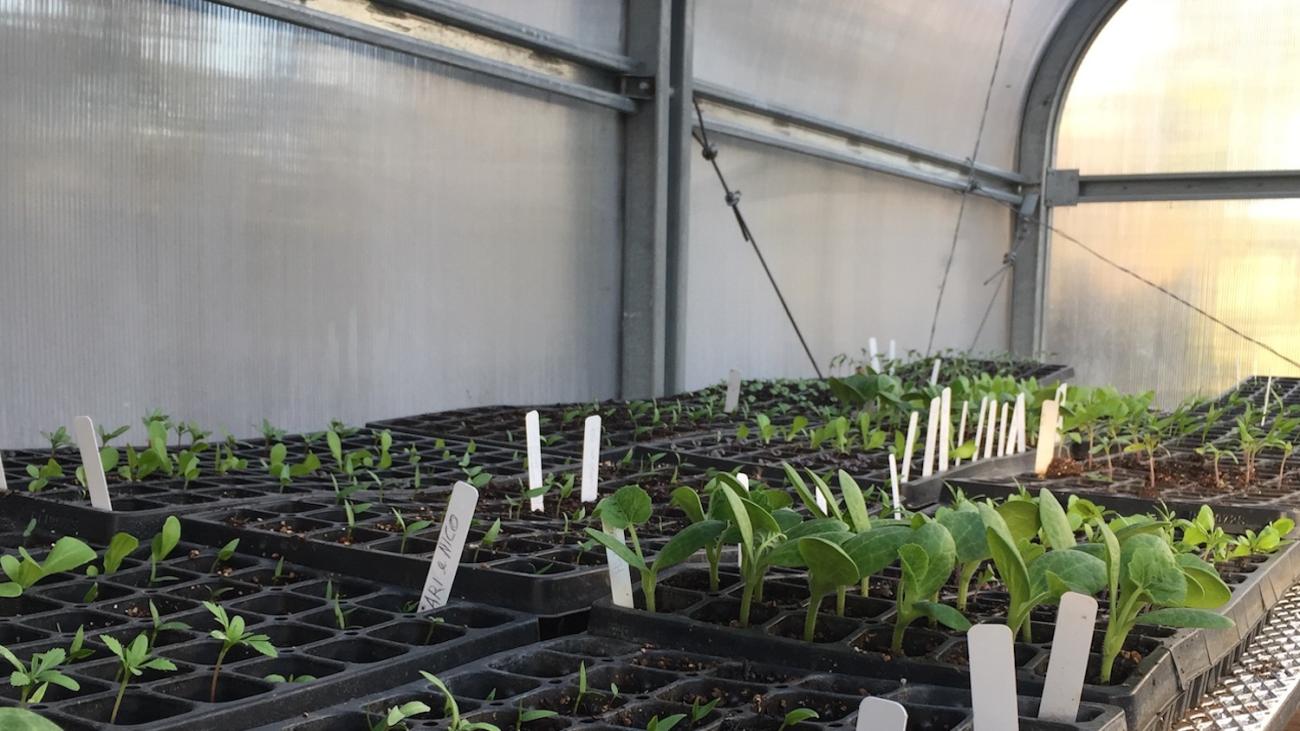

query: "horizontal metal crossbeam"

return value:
[1045, 168, 1300, 205]
[694, 81, 1025, 205]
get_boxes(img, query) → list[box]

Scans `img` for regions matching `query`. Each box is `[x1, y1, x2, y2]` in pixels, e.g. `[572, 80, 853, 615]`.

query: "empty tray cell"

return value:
[490, 651, 587, 678]
[306, 637, 407, 664]
[368, 618, 467, 646]
[234, 653, 349, 682]
[156, 673, 275, 703]
[63, 690, 195, 726]
[228, 593, 323, 617]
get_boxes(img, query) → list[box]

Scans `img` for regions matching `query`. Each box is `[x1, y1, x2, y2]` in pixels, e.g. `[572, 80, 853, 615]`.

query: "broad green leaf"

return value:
[914, 601, 972, 631]
[1121, 534, 1186, 606]
[937, 510, 989, 564]
[781, 463, 825, 519]
[798, 536, 860, 597]
[583, 528, 648, 572]
[669, 487, 705, 524]
[652, 521, 725, 572]
[1038, 489, 1075, 550]
[1139, 608, 1234, 629]
[838, 471, 871, 532]
[997, 500, 1041, 544]
[40, 537, 97, 578]
[844, 526, 910, 577]
[904, 522, 956, 599]
[806, 471, 843, 521]
[1027, 550, 1106, 598]
[103, 533, 139, 574]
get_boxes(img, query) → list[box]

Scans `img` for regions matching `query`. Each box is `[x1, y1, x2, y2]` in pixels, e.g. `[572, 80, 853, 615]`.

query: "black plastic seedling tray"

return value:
[0, 516, 536, 730]
[178, 454, 729, 616]
[260, 633, 1126, 731]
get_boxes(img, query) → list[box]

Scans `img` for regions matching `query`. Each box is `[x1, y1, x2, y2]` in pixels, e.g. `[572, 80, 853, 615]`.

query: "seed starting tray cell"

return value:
[260, 634, 1125, 731]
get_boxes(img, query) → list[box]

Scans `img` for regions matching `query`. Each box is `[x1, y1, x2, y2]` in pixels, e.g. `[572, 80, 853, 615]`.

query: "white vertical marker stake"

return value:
[954, 400, 970, 467]
[921, 397, 940, 478]
[601, 520, 635, 608]
[0, 450, 7, 493]
[1035, 400, 1060, 477]
[418, 481, 479, 611]
[580, 415, 602, 503]
[724, 369, 741, 414]
[983, 401, 998, 459]
[73, 416, 112, 511]
[888, 339, 897, 374]
[901, 412, 919, 482]
[888, 454, 902, 520]
[1054, 384, 1068, 455]
[1262, 375, 1274, 426]
[857, 697, 907, 731]
[997, 403, 1010, 457]
[929, 358, 942, 386]
[939, 388, 952, 472]
[969, 624, 1020, 731]
[972, 397, 989, 463]
[525, 410, 544, 512]
[1038, 592, 1099, 722]
[736, 473, 750, 569]
[1013, 394, 1027, 454]
[868, 337, 881, 373]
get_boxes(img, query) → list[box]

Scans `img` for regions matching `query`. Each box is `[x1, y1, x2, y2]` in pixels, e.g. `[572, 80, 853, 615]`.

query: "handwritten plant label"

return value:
[601, 520, 635, 608]
[581, 415, 602, 503]
[998, 403, 1010, 457]
[73, 416, 112, 511]
[901, 411, 919, 482]
[868, 337, 881, 373]
[954, 400, 970, 467]
[922, 397, 940, 478]
[1263, 375, 1275, 425]
[983, 401, 998, 459]
[1039, 592, 1099, 722]
[857, 698, 906, 731]
[1035, 400, 1060, 476]
[418, 481, 479, 611]
[724, 369, 742, 413]
[0, 450, 7, 492]
[526, 410, 544, 512]
[1013, 394, 1027, 454]
[929, 358, 942, 386]
[969, 624, 1019, 730]
[972, 397, 989, 463]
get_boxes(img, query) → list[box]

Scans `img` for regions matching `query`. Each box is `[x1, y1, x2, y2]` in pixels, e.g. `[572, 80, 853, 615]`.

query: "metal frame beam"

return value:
[1045, 169, 1300, 205]
[211, 0, 636, 112]
[693, 81, 1025, 205]
[1009, 0, 1124, 356]
[620, 0, 692, 399]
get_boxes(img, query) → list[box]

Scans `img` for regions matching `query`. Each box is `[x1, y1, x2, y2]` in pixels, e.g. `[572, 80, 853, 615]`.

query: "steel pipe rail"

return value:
[1046, 168, 1300, 205]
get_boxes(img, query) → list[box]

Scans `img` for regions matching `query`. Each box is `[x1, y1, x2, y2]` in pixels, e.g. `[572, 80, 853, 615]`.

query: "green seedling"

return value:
[1230, 517, 1295, 557]
[670, 485, 724, 591]
[0, 645, 79, 705]
[474, 519, 502, 561]
[890, 521, 971, 655]
[41, 426, 73, 453]
[572, 661, 587, 713]
[104, 632, 177, 723]
[210, 539, 240, 574]
[148, 600, 190, 647]
[261, 419, 287, 443]
[203, 601, 277, 702]
[1096, 526, 1233, 683]
[778, 708, 820, 731]
[584, 485, 725, 613]
[797, 536, 859, 641]
[516, 708, 558, 731]
[266, 673, 317, 684]
[82, 530, 138, 602]
[0, 536, 97, 597]
[148, 516, 182, 585]
[371, 702, 431, 731]
[266, 443, 322, 489]
[645, 714, 686, 731]
[0, 707, 64, 729]
[1175, 506, 1234, 562]
[421, 671, 502, 731]
[392, 509, 433, 554]
[24, 459, 63, 492]
[689, 699, 719, 724]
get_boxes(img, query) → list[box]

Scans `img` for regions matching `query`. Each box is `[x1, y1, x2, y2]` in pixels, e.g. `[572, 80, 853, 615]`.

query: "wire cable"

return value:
[691, 99, 824, 378]
[926, 0, 1017, 355]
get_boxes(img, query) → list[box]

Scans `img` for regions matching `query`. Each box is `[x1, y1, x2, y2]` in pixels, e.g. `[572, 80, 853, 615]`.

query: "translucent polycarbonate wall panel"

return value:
[683, 140, 1012, 389]
[1058, 0, 1300, 174]
[693, 0, 1070, 169]
[1044, 200, 1300, 405]
[0, 0, 622, 447]
[460, 0, 624, 54]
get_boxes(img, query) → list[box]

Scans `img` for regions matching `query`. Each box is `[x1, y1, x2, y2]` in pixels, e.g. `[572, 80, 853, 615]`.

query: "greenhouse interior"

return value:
[5, 0, 1300, 729]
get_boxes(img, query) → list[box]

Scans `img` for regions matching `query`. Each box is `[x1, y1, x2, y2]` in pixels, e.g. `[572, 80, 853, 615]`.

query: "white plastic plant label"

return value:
[921, 397, 940, 478]
[601, 520, 635, 608]
[724, 369, 742, 413]
[868, 337, 881, 373]
[901, 411, 919, 482]
[983, 400, 998, 459]
[581, 415, 602, 503]
[929, 358, 942, 386]
[888, 453, 902, 520]
[0, 450, 7, 493]
[1038, 592, 1099, 722]
[418, 480, 479, 611]
[1034, 400, 1059, 477]
[526, 410, 544, 512]
[1262, 375, 1274, 425]
[997, 403, 1010, 457]
[73, 415, 112, 511]
[1054, 383, 1068, 455]
[1013, 394, 1027, 454]
[972, 397, 989, 463]
[969, 624, 1020, 731]
[857, 697, 907, 731]
[938, 388, 952, 472]
[954, 400, 970, 467]
[736, 473, 750, 568]
[888, 339, 897, 374]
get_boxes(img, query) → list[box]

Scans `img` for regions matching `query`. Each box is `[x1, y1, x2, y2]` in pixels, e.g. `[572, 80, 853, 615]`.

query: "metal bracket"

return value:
[620, 75, 656, 100]
[1043, 169, 1080, 207]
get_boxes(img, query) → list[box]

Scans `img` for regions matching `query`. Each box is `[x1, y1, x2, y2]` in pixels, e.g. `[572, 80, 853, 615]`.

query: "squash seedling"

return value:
[202, 601, 277, 702]
[148, 516, 182, 585]
[0, 536, 97, 598]
[103, 632, 177, 723]
[584, 485, 725, 612]
[890, 521, 970, 655]
[0, 645, 79, 705]
[796, 536, 858, 641]
[670, 485, 724, 591]
[1095, 527, 1233, 683]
